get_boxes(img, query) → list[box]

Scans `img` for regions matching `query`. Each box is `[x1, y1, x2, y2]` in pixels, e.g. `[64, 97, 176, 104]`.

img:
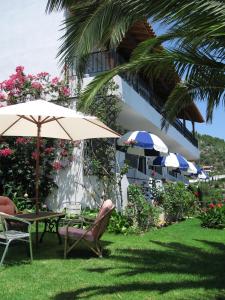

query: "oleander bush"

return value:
[0, 66, 75, 209]
[199, 202, 225, 228]
[159, 182, 197, 223]
[126, 184, 160, 232]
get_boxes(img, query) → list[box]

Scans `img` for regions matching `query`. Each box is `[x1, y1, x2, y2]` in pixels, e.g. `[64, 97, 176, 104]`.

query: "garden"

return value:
[0, 67, 225, 300]
[0, 218, 224, 300]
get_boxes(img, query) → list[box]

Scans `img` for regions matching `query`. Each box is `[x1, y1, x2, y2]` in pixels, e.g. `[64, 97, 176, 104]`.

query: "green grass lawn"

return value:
[0, 218, 225, 300]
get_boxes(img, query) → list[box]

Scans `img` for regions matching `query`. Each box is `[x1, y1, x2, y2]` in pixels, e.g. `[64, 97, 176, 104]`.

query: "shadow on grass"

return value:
[52, 239, 225, 299]
[0, 233, 113, 265]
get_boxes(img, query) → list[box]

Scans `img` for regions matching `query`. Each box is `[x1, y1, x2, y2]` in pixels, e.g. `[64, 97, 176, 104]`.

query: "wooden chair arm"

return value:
[66, 216, 84, 227]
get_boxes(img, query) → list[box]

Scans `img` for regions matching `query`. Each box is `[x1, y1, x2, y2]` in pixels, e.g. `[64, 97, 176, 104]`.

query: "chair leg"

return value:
[0, 241, 10, 267]
[95, 242, 103, 258]
[64, 235, 68, 259]
[29, 237, 33, 262]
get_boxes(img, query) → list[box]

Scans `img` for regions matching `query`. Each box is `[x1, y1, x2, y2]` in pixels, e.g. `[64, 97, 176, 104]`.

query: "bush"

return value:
[0, 66, 73, 209]
[199, 202, 225, 228]
[107, 211, 130, 234]
[126, 184, 160, 231]
[159, 182, 197, 223]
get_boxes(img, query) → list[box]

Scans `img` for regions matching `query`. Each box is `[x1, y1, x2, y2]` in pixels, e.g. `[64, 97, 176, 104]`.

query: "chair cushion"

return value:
[59, 227, 94, 242]
[0, 196, 16, 215]
[91, 199, 114, 239]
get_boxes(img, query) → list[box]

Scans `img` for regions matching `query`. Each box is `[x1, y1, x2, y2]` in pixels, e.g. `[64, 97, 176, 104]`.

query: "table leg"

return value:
[39, 220, 48, 243]
[56, 217, 62, 244]
[38, 217, 63, 244]
[35, 221, 39, 248]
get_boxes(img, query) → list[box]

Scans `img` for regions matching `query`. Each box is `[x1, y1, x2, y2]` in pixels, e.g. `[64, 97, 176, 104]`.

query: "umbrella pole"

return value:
[35, 121, 41, 246]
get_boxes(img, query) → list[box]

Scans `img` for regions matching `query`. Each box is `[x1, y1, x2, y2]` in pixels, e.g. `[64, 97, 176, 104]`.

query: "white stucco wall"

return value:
[0, 0, 64, 81]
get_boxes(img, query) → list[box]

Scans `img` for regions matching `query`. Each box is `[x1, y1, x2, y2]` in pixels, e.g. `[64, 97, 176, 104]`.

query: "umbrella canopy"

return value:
[0, 100, 119, 140]
[198, 169, 209, 180]
[0, 99, 120, 215]
[117, 130, 168, 156]
[153, 153, 189, 171]
[186, 161, 198, 174]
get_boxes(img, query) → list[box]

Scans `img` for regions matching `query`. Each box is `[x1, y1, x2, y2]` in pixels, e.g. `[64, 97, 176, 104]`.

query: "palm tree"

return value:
[46, 0, 225, 125]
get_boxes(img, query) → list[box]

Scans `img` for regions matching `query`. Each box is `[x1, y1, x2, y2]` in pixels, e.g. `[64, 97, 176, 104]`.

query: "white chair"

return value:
[0, 212, 33, 266]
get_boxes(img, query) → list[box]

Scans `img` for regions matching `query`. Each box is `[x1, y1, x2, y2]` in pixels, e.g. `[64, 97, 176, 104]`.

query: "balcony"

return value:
[70, 50, 198, 148]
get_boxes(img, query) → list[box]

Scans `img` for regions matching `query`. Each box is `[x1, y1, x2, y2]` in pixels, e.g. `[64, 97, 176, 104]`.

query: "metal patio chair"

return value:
[0, 212, 33, 266]
[59, 199, 115, 258]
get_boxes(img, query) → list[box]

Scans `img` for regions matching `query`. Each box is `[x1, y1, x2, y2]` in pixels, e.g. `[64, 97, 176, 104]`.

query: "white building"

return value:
[66, 20, 204, 208]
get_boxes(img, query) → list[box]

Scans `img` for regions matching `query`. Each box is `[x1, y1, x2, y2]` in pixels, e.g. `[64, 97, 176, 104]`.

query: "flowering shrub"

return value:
[123, 140, 137, 146]
[0, 66, 70, 106]
[199, 202, 225, 228]
[158, 182, 197, 223]
[126, 184, 160, 231]
[0, 66, 76, 209]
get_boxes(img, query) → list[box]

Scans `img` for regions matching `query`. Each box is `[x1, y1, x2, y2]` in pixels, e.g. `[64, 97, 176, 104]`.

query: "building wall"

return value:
[82, 75, 200, 160]
[0, 0, 63, 81]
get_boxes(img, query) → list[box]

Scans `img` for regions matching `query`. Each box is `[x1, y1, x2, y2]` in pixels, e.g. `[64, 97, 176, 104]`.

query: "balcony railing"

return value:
[70, 50, 198, 148]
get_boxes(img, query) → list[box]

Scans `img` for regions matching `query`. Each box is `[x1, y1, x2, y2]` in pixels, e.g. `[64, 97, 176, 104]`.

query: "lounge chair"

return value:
[59, 199, 115, 258]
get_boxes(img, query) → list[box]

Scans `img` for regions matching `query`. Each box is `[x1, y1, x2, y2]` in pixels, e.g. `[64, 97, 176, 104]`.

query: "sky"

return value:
[0, 0, 63, 80]
[0, 2, 224, 139]
[151, 22, 225, 140]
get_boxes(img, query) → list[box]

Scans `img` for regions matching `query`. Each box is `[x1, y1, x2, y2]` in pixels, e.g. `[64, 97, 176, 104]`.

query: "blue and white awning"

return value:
[117, 131, 168, 156]
[153, 153, 189, 170]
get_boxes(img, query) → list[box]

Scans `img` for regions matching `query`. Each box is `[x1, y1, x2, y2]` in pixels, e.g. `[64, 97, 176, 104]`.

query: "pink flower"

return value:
[52, 161, 62, 170]
[60, 149, 68, 157]
[0, 148, 13, 157]
[217, 203, 223, 208]
[124, 140, 137, 146]
[31, 82, 43, 90]
[16, 137, 28, 144]
[32, 151, 38, 160]
[27, 74, 36, 80]
[60, 86, 70, 97]
[44, 147, 55, 154]
[16, 66, 24, 74]
[37, 72, 49, 78]
[0, 92, 7, 100]
[51, 77, 59, 85]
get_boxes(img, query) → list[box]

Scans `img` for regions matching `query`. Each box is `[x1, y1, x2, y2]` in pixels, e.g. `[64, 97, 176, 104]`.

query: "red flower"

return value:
[0, 148, 13, 157]
[124, 140, 137, 146]
[60, 86, 70, 96]
[37, 72, 49, 78]
[51, 77, 59, 85]
[209, 203, 215, 209]
[31, 82, 43, 90]
[44, 147, 55, 154]
[32, 151, 38, 160]
[60, 149, 68, 157]
[194, 192, 199, 197]
[217, 203, 223, 208]
[16, 137, 28, 144]
[52, 161, 62, 170]
[15, 66, 24, 74]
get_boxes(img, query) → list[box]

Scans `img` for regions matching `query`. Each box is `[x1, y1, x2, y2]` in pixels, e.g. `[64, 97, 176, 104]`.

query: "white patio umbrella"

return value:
[0, 99, 120, 215]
